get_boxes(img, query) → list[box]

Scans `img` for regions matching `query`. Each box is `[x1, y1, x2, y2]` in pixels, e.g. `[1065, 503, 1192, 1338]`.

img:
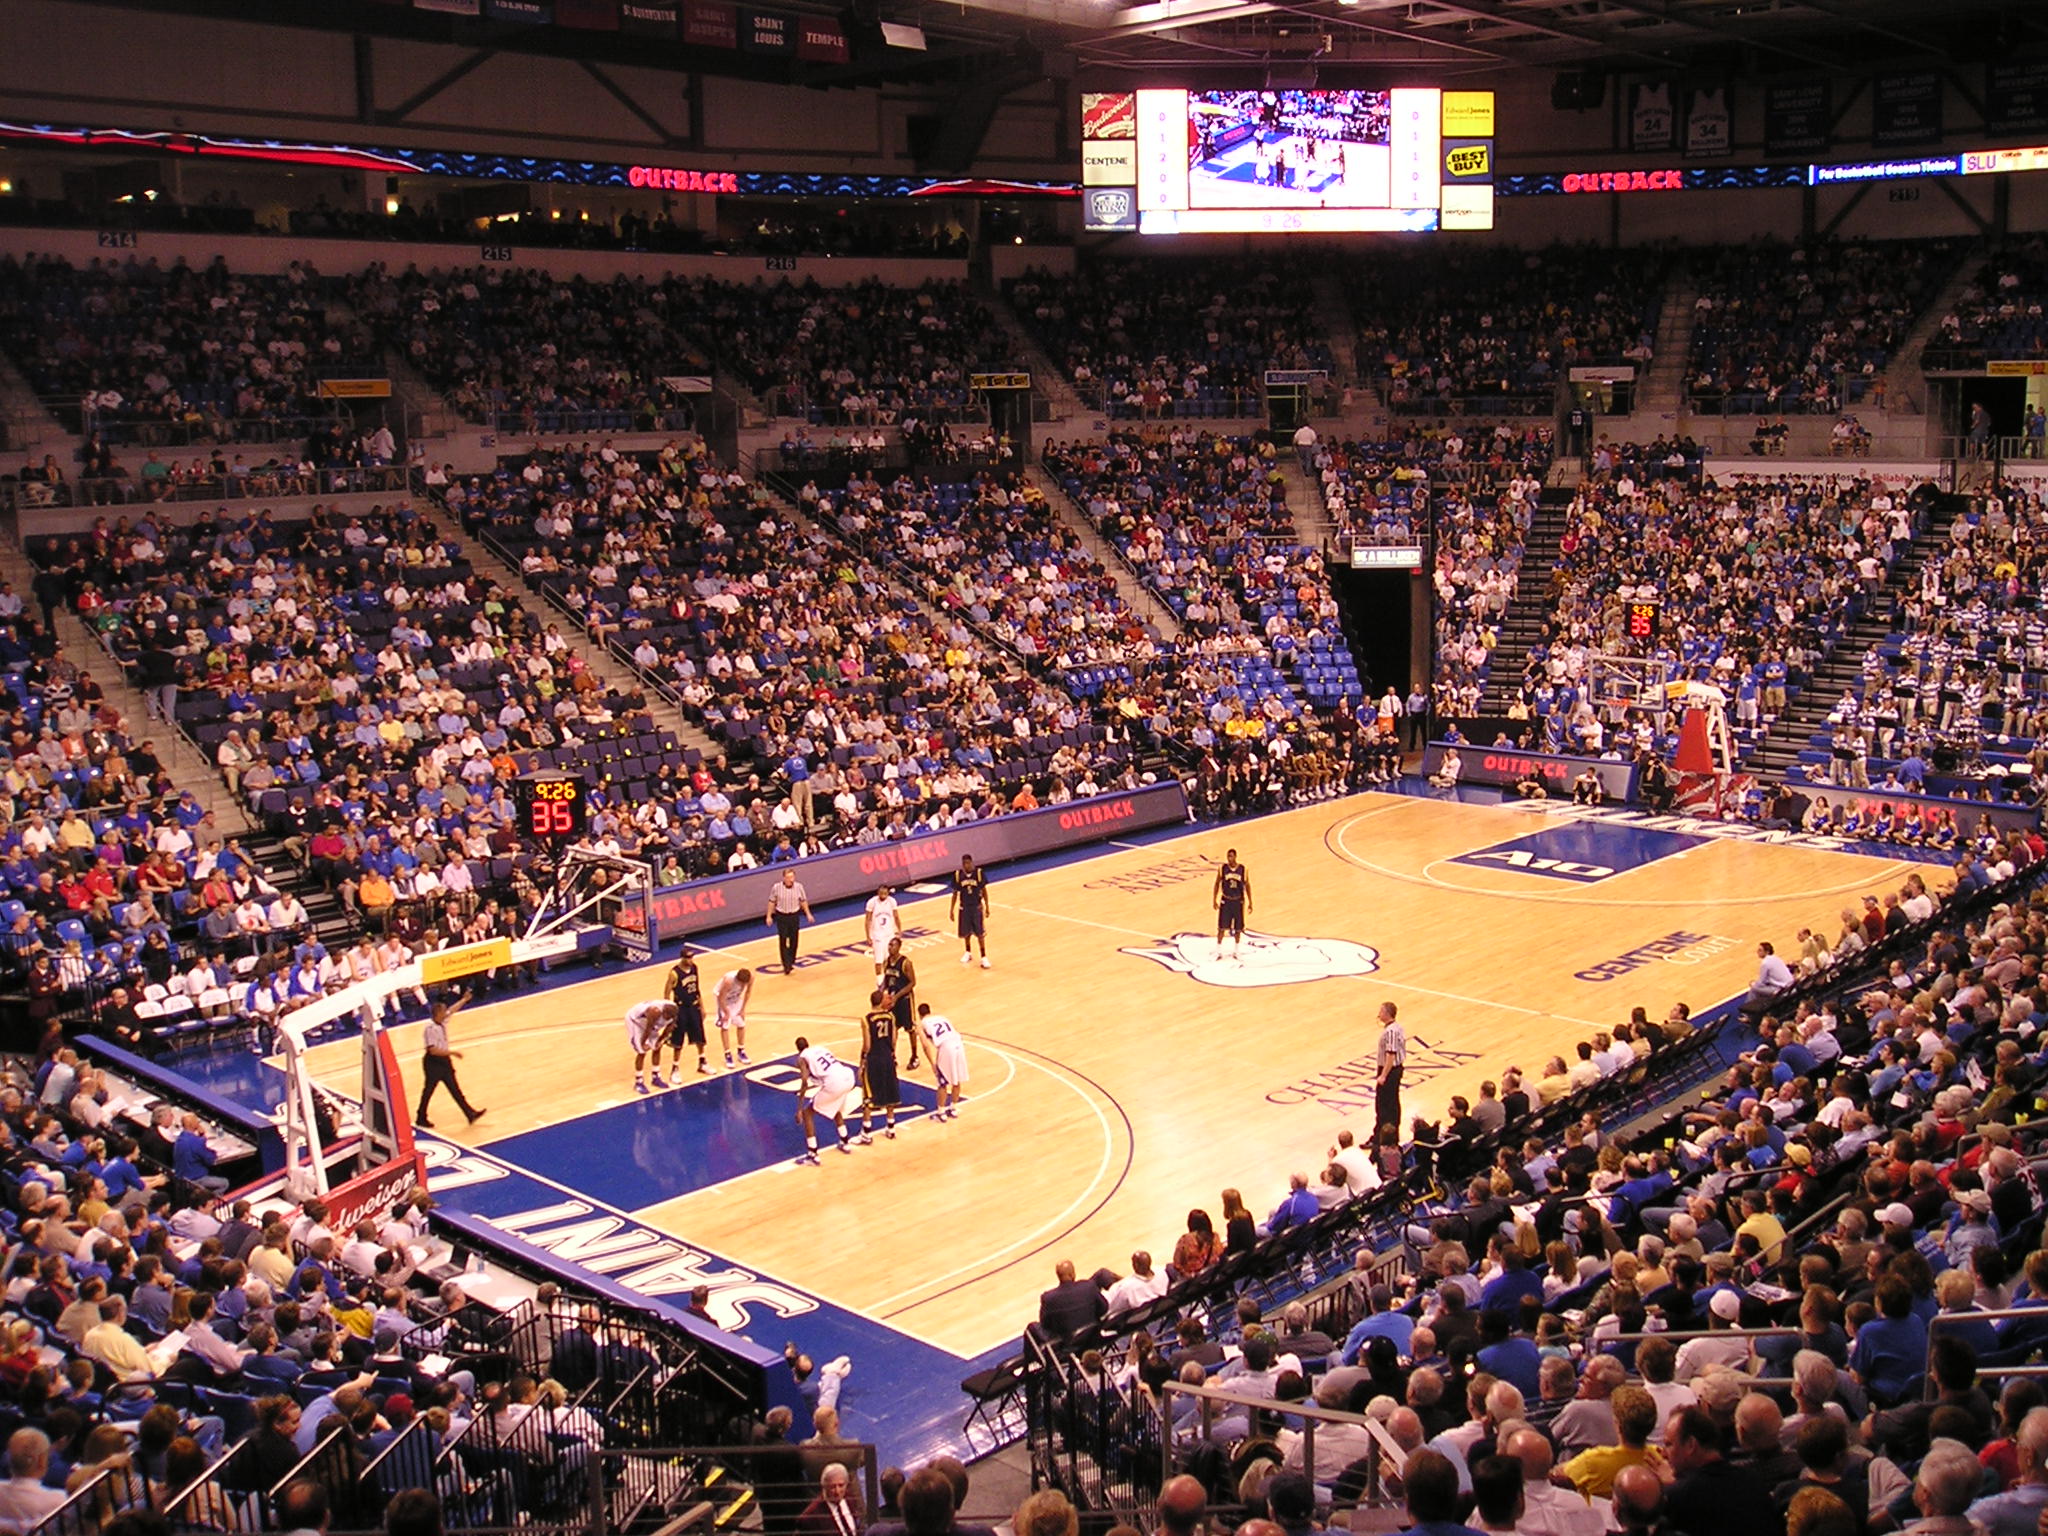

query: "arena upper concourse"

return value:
[7, 4, 2048, 1536]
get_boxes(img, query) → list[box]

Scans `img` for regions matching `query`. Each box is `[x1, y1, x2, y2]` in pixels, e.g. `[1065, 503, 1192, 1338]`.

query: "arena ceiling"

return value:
[50, 0, 2048, 89]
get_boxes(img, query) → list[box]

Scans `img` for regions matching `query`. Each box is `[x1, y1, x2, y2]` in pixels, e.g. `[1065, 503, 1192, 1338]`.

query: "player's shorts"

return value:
[871, 932, 896, 969]
[1217, 899, 1245, 933]
[672, 1001, 705, 1048]
[627, 1012, 668, 1054]
[717, 1003, 745, 1032]
[808, 1066, 860, 1120]
[957, 907, 985, 939]
[933, 1036, 968, 1088]
[892, 995, 914, 1031]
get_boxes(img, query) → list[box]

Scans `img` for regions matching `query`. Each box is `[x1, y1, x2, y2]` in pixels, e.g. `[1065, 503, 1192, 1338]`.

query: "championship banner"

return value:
[483, 0, 553, 20]
[414, 0, 481, 12]
[1421, 742, 1640, 802]
[1764, 80, 1831, 157]
[1873, 71, 1943, 149]
[1628, 83, 1676, 153]
[1684, 85, 1731, 160]
[645, 784, 1189, 943]
[1988, 62, 2048, 135]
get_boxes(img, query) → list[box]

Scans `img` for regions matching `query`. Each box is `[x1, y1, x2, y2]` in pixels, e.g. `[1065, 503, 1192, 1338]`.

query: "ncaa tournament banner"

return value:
[682, 0, 738, 49]
[1628, 83, 1676, 154]
[644, 784, 1189, 944]
[1764, 80, 1831, 157]
[1684, 85, 1731, 160]
[619, 1, 679, 34]
[483, 0, 553, 19]
[415, 0, 481, 12]
[1873, 71, 1943, 148]
[1422, 742, 1639, 803]
[1988, 62, 2048, 134]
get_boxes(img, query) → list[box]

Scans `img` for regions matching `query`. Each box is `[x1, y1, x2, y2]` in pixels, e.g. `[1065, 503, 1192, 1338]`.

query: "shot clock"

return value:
[517, 775, 588, 841]
[1625, 600, 1660, 643]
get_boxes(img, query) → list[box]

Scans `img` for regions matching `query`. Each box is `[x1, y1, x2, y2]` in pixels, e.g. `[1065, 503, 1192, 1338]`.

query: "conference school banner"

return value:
[645, 783, 1190, 942]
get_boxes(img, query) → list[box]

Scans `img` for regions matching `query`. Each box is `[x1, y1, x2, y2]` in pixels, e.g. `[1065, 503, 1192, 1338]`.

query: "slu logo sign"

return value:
[1121, 930, 1381, 988]
[1459, 849, 1615, 882]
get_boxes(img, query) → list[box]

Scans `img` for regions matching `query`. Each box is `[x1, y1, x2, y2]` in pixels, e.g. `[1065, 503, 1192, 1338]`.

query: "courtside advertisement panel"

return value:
[646, 784, 1190, 941]
[1421, 743, 1639, 801]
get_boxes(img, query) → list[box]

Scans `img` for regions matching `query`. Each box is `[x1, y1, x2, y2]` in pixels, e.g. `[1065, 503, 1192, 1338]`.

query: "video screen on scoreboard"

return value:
[1081, 86, 1494, 235]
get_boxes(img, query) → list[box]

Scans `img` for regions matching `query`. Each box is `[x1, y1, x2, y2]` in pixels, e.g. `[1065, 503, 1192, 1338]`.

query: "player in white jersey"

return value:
[793, 1036, 861, 1164]
[917, 1003, 968, 1120]
[712, 967, 753, 1068]
[863, 884, 900, 974]
[625, 1001, 678, 1095]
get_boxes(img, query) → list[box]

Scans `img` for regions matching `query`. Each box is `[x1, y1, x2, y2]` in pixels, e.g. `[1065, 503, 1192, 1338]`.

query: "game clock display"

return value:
[1626, 600, 1661, 642]
[519, 776, 588, 841]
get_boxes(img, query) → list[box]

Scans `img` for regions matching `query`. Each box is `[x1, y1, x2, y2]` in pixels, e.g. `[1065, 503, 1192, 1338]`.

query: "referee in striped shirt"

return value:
[417, 989, 486, 1129]
[764, 870, 813, 973]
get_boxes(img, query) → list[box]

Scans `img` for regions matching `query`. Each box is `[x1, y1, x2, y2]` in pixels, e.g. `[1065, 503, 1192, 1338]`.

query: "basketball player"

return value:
[917, 1003, 968, 1121]
[1212, 848, 1252, 957]
[713, 966, 753, 1069]
[625, 1000, 679, 1095]
[857, 990, 900, 1143]
[664, 944, 709, 1076]
[880, 936, 919, 1068]
[794, 1035, 861, 1163]
[860, 884, 901, 978]
[950, 853, 990, 968]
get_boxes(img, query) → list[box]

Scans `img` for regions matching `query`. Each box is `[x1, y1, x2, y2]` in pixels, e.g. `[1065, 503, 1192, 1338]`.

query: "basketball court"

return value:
[293, 790, 1926, 1382]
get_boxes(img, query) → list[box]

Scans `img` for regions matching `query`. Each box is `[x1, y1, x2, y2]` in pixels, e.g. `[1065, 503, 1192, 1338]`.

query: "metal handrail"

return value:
[1601, 1326, 1803, 1343]
[1159, 1380, 1408, 1503]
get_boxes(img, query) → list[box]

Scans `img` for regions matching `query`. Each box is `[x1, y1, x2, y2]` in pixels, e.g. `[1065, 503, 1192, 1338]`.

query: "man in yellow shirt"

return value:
[81, 1297, 156, 1384]
[1733, 1189, 1787, 1267]
[1558, 1386, 1661, 1498]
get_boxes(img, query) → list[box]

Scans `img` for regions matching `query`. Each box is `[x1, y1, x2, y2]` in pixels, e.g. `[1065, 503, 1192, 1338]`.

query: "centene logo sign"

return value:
[627, 166, 741, 193]
[1562, 169, 1683, 193]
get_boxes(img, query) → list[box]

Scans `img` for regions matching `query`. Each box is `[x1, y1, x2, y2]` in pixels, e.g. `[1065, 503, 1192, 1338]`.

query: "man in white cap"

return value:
[1674, 1289, 1753, 1382]
[1946, 1189, 1998, 1269]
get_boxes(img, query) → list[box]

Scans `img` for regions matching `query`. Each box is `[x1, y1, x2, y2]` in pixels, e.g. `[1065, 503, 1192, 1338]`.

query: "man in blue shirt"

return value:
[1341, 1283, 1416, 1364]
[1266, 1174, 1320, 1235]
[1848, 1274, 1929, 1407]
[171, 1113, 229, 1196]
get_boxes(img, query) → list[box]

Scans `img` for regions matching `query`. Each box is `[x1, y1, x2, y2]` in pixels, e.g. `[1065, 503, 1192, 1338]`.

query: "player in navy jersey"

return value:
[858, 991, 901, 1143]
[1212, 848, 1252, 958]
[663, 945, 709, 1076]
[950, 854, 991, 969]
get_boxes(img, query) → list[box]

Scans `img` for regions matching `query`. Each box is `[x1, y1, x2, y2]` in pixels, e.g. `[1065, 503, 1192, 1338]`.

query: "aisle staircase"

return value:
[1882, 245, 1984, 415]
[436, 520, 717, 759]
[1476, 484, 1575, 715]
[1739, 503, 1962, 780]
[1026, 463, 1182, 643]
[975, 287, 1091, 426]
[0, 349, 75, 461]
[1631, 277, 1697, 432]
[1308, 270, 1360, 391]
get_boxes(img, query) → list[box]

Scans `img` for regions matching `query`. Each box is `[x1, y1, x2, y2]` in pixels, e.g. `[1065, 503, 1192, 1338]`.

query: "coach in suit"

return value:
[1037, 1261, 1106, 1344]
[796, 1463, 865, 1536]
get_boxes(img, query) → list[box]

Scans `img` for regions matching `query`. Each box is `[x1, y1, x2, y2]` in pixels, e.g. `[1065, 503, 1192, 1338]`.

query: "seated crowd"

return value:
[1349, 245, 1663, 415]
[1687, 240, 1964, 414]
[1503, 471, 1916, 762]
[1793, 482, 2048, 808]
[24, 501, 666, 1012]
[1009, 259, 1332, 417]
[346, 263, 706, 436]
[1932, 237, 2048, 367]
[1024, 846, 2048, 1536]
[0, 255, 374, 448]
[443, 441, 1147, 870]
[0, 1043, 666, 1533]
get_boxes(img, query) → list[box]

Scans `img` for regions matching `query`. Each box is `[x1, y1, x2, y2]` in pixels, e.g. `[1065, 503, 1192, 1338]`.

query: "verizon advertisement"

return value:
[1422, 742, 1640, 801]
[647, 784, 1190, 942]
